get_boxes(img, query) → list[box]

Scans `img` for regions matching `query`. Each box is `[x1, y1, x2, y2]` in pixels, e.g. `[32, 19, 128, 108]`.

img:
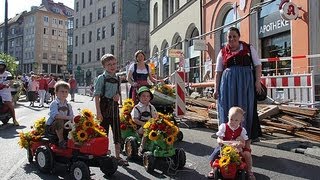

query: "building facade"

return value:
[203, 0, 320, 74]
[72, 0, 150, 85]
[0, 12, 25, 73]
[150, 0, 202, 82]
[203, 0, 320, 101]
[0, 0, 73, 75]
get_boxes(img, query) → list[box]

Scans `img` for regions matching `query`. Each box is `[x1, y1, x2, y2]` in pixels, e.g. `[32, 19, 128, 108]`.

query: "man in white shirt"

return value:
[0, 60, 19, 126]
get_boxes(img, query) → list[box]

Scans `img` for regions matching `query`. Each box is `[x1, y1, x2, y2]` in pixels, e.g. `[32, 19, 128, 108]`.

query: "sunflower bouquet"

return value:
[154, 84, 175, 97]
[18, 117, 46, 149]
[68, 109, 107, 144]
[143, 113, 179, 145]
[219, 145, 242, 168]
[119, 98, 137, 131]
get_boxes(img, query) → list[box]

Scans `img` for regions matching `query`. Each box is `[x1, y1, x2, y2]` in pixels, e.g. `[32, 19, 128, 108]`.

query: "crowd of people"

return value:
[19, 72, 78, 107]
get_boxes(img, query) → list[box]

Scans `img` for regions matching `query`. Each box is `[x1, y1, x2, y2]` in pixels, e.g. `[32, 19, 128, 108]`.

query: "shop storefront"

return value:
[258, 1, 291, 75]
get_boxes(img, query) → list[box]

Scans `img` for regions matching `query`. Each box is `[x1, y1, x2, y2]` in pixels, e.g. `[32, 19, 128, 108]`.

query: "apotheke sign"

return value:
[258, 12, 290, 38]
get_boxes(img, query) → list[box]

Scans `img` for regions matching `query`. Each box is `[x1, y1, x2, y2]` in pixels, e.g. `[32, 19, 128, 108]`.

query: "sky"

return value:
[0, 0, 74, 22]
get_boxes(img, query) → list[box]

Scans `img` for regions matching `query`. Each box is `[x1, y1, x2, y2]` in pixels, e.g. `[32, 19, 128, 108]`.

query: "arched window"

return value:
[173, 35, 182, 70]
[188, 28, 199, 46]
[161, 42, 169, 77]
[220, 8, 238, 47]
[153, 3, 158, 28]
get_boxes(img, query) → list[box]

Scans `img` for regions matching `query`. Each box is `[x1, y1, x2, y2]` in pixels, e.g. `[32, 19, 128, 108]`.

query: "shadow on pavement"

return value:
[106, 170, 141, 180]
[22, 162, 70, 180]
[253, 154, 319, 180]
[176, 140, 213, 156]
[0, 124, 26, 139]
[254, 172, 271, 180]
[277, 140, 320, 151]
[121, 166, 152, 180]
[18, 104, 48, 111]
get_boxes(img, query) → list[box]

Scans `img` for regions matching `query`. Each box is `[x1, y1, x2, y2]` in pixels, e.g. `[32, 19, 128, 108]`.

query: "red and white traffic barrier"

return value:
[175, 71, 186, 116]
[261, 73, 316, 106]
[261, 74, 311, 88]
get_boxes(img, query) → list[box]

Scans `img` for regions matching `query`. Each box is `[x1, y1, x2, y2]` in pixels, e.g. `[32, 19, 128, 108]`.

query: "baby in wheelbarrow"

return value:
[131, 86, 158, 156]
[208, 107, 255, 180]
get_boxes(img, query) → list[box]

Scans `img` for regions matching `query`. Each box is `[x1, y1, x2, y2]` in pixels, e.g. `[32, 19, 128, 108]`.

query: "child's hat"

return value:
[138, 86, 153, 100]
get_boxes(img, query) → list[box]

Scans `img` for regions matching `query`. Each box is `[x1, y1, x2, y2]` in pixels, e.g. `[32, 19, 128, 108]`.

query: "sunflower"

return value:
[219, 156, 231, 167]
[148, 130, 159, 141]
[81, 108, 94, 121]
[83, 120, 93, 129]
[76, 130, 88, 142]
[166, 135, 174, 145]
[222, 146, 233, 155]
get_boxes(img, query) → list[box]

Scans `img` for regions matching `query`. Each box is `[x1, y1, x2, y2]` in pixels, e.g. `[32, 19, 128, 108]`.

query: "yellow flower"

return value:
[83, 120, 93, 129]
[81, 108, 94, 121]
[123, 98, 134, 107]
[148, 130, 159, 141]
[219, 156, 231, 167]
[77, 130, 88, 142]
[166, 136, 174, 145]
[222, 146, 232, 155]
[143, 122, 151, 129]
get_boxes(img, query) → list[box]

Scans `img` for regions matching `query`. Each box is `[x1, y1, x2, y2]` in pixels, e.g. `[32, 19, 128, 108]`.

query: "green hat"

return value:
[138, 86, 153, 100]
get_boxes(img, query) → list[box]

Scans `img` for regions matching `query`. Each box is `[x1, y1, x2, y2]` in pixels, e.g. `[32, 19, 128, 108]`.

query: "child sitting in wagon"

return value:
[131, 86, 158, 156]
[207, 107, 255, 180]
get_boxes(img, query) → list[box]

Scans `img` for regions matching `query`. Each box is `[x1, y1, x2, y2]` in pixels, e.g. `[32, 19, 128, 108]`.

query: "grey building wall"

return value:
[120, 0, 150, 67]
[0, 13, 25, 73]
[122, 23, 149, 66]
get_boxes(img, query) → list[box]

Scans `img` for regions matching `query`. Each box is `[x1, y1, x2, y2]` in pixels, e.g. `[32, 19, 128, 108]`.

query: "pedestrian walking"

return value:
[68, 75, 77, 102]
[48, 74, 56, 102]
[37, 74, 48, 108]
[27, 75, 39, 107]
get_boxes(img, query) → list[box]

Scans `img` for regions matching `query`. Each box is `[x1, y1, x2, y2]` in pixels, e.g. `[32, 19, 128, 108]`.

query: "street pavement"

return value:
[0, 92, 320, 180]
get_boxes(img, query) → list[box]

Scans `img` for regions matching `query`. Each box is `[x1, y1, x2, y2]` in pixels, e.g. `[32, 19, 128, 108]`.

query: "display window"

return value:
[261, 32, 291, 75]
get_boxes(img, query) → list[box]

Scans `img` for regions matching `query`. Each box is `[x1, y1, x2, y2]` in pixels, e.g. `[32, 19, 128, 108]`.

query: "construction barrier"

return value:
[260, 72, 319, 107]
[175, 71, 186, 116]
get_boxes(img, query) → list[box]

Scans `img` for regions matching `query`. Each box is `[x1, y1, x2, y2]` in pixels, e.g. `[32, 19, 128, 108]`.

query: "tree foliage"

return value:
[0, 53, 18, 74]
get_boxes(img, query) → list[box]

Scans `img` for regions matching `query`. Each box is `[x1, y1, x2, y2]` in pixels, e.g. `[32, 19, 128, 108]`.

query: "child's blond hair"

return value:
[228, 106, 245, 121]
[100, 54, 116, 66]
[54, 80, 70, 93]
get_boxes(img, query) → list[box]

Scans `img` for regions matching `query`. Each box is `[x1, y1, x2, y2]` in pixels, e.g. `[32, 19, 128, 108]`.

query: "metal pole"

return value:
[4, 0, 9, 53]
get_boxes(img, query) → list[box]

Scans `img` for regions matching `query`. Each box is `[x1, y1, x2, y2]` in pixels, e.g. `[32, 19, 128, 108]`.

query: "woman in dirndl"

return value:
[215, 26, 264, 150]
